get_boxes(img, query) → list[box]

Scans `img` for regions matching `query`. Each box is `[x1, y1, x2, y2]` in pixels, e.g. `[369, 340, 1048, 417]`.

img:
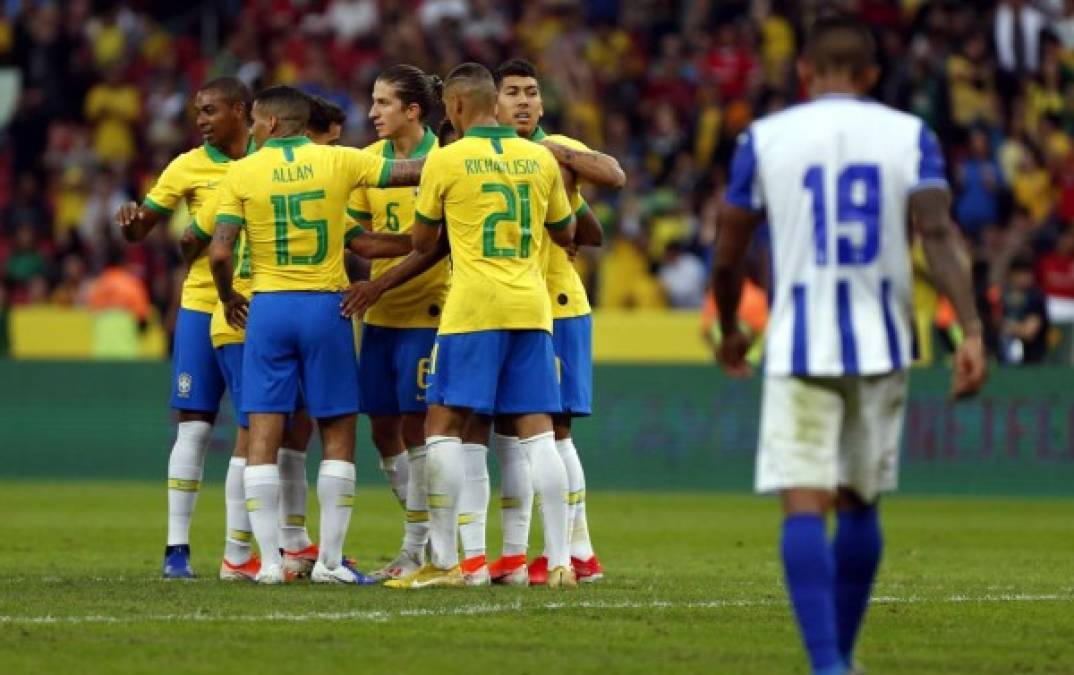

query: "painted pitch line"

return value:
[0, 594, 1069, 625]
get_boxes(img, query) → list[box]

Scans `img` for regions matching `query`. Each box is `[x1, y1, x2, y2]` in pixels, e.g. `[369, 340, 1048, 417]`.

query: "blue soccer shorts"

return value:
[170, 308, 226, 413]
[242, 292, 360, 419]
[214, 343, 249, 429]
[358, 324, 437, 416]
[552, 315, 593, 416]
[427, 329, 560, 414]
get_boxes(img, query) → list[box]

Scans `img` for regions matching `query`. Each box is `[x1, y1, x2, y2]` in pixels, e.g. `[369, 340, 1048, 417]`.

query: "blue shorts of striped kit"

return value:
[170, 308, 226, 413]
[427, 329, 560, 415]
[358, 324, 437, 416]
[553, 315, 593, 416]
[214, 344, 249, 429]
[242, 292, 360, 419]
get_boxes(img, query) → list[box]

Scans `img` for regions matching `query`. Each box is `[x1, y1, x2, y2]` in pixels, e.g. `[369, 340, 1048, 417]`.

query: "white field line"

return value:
[0, 594, 1069, 625]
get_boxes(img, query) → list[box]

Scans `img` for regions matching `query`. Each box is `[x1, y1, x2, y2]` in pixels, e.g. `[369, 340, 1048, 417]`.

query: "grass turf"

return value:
[1, 482, 1071, 674]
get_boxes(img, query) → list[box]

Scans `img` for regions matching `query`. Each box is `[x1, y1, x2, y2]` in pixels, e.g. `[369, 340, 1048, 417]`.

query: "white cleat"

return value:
[255, 563, 290, 585]
[369, 550, 423, 582]
[463, 565, 491, 587]
[311, 560, 365, 584]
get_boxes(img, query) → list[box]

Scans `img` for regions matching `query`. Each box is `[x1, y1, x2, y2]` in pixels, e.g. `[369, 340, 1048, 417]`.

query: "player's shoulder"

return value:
[545, 133, 590, 153]
[752, 97, 924, 143]
[361, 138, 390, 155]
[164, 144, 213, 172]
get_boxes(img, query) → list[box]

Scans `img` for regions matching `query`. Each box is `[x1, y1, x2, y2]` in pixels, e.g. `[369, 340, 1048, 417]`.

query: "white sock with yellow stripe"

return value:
[277, 447, 312, 552]
[244, 464, 282, 569]
[524, 431, 570, 569]
[426, 436, 464, 570]
[403, 446, 429, 560]
[380, 452, 410, 506]
[166, 421, 211, 546]
[556, 437, 595, 560]
[317, 460, 355, 569]
[458, 443, 489, 561]
[495, 434, 532, 557]
[224, 457, 252, 565]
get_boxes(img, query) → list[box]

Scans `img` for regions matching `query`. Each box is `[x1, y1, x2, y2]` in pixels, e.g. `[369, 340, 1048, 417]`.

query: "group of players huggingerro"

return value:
[116, 58, 623, 590]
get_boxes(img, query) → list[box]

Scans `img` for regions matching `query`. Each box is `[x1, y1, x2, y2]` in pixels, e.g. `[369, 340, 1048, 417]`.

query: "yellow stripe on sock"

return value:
[406, 510, 429, 523]
[534, 493, 543, 508]
[428, 494, 451, 509]
[245, 498, 261, 512]
[568, 490, 586, 505]
[167, 478, 200, 492]
[228, 529, 253, 543]
[285, 514, 306, 527]
[501, 497, 521, 509]
[457, 512, 475, 525]
[336, 494, 355, 507]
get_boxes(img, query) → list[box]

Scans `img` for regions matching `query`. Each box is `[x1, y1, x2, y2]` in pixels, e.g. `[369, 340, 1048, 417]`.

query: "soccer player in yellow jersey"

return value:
[114, 77, 256, 579]
[384, 63, 578, 590]
[487, 58, 626, 586]
[345, 65, 451, 582]
[209, 85, 425, 585]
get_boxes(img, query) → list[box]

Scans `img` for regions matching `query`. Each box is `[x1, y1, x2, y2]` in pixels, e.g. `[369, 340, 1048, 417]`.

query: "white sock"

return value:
[557, 437, 595, 560]
[166, 421, 211, 546]
[244, 464, 282, 569]
[495, 434, 532, 557]
[277, 447, 312, 552]
[317, 460, 356, 569]
[458, 443, 489, 561]
[425, 435, 464, 569]
[524, 431, 570, 569]
[224, 457, 252, 565]
[380, 452, 410, 506]
[403, 445, 429, 560]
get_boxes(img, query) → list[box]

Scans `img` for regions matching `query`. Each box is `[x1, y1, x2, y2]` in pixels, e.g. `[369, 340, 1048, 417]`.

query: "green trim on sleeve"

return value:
[574, 201, 591, 217]
[344, 225, 365, 244]
[216, 214, 245, 226]
[190, 221, 212, 242]
[142, 197, 173, 216]
[546, 214, 573, 231]
[377, 158, 394, 188]
[347, 207, 373, 222]
[415, 211, 443, 226]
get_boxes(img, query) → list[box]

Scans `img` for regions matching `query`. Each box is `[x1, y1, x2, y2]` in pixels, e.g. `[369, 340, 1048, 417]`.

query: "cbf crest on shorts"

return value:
[176, 372, 193, 398]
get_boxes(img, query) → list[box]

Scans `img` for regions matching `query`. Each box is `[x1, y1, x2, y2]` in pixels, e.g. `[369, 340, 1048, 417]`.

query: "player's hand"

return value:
[950, 333, 987, 401]
[716, 329, 752, 378]
[115, 202, 145, 241]
[223, 292, 249, 330]
[340, 280, 383, 318]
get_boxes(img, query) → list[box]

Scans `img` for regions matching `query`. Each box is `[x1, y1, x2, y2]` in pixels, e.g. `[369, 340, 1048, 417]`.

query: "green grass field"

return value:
[2, 482, 1072, 674]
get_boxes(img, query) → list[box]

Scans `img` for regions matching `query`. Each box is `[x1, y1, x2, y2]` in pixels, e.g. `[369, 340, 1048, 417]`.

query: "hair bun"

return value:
[428, 74, 444, 97]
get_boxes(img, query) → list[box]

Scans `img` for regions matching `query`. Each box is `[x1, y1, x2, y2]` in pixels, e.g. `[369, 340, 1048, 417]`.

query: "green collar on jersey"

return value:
[263, 135, 312, 149]
[464, 125, 518, 139]
[204, 135, 258, 163]
[384, 126, 436, 160]
[529, 125, 548, 141]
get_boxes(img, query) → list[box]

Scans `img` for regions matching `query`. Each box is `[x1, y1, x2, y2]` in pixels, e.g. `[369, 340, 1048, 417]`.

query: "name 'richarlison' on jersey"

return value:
[463, 158, 542, 176]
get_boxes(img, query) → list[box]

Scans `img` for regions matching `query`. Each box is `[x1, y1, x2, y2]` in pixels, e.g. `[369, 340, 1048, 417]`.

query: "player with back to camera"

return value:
[115, 77, 256, 579]
[208, 85, 425, 585]
[714, 16, 987, 675]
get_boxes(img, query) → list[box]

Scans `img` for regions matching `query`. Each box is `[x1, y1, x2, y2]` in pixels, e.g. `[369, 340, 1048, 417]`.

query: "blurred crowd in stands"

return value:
[2, 0, 1074, 365]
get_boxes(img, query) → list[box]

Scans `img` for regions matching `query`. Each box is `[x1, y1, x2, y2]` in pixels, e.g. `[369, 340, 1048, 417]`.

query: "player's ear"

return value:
[796, 58, 812, 92]
[862, 64, 881, 93]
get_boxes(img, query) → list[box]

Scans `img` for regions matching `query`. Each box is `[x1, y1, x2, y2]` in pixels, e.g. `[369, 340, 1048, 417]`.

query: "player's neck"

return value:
[215, 130, 252, 160]
[391, 124, 426, 158]
[458, 114, 500, 135]
[809, 76, 865, 100]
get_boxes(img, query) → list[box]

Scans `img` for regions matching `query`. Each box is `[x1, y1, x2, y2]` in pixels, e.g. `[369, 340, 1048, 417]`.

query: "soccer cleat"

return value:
[384, 563, 464, 589]
[571, 555, 604, 583]
[283, 544, 319, 577]
[311, 558, 378, 585]
[219, 554, 261, 581]
[255, 563, 295, 585]
[163, 544, 195, 579]
[489, 555, 529, 586]
[461, 556, 491, 587]
[547, 565, 578, 589]
[369, 550, 423, 582]
[527, 555, 549, 585]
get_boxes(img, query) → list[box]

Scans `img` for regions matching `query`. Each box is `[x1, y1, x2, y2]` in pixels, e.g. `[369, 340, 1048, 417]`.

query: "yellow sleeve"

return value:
[191, 190, 219, 242]
[347, 189, 372, 224]
[143, 156, 187, 216]
[413, 154, 445, 225]
[545, 158, 573, 230]
[342, 147, 391, 189]
[214, 164, 245, 227]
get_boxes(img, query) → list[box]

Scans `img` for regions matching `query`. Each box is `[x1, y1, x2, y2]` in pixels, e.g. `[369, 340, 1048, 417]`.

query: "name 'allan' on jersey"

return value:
[726, 95, 948, 378]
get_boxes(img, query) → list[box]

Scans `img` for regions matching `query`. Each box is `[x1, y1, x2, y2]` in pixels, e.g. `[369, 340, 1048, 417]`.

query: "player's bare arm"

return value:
[574, 205, 603, 247]
[541, 140, 626, 189]
[910, 187, 987, 399]
[208, 221, 248, 329]
[341, 227, 448, 318]
[347, 230, 414, 259]
[383, 158, 426, 187]
[546, 215, 577, 249]
[115, 202, 163, 242]
[712, 202, 762, 377]
[178, 225, 209, 264]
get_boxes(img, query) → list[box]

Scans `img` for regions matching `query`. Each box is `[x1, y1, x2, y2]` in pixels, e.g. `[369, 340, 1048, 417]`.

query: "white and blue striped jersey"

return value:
[726, 95, 947, 377]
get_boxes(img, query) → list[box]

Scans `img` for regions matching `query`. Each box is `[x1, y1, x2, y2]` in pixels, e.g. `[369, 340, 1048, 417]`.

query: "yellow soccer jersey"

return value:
[531, 126, 593, 319]
[143, 138, 257, 312]
[189, 191, 252, 348]
[348, 128, 450, 329]
[215, 136, 390, 293]
[414, 125, 573, 335]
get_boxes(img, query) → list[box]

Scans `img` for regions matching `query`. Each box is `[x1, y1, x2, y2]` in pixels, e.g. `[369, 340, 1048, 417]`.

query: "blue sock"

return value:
[782, 514, 842, 673]
[833, 506, 882, 665]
